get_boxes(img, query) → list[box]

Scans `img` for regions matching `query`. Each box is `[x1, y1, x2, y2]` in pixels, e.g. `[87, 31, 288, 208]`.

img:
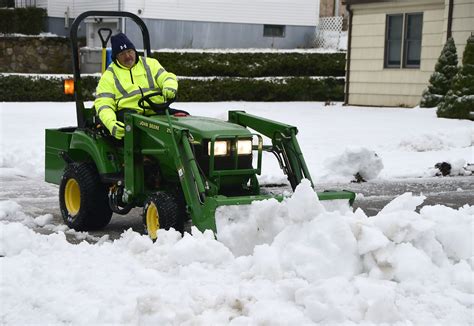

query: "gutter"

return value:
[447, 0, 453, 41]
[344, 4, 353, 105]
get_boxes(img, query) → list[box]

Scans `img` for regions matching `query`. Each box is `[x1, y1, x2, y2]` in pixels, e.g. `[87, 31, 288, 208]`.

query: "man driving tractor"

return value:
[94, 33, 179, 139]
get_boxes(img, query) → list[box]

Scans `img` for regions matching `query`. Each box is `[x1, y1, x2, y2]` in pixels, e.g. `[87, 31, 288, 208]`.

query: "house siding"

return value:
[124, 19, 316, 49]
[447, 0, 474, 61]
[347, 0, 445, 107]
[123, 0, 318, 27]
[35, 0, 119, 17]
[36, 0, 318, 25]
[124, 0, 319, 49]
[34, 0, 319, 49]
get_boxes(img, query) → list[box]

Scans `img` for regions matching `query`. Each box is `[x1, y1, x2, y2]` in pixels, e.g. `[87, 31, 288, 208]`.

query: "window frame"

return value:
[263, 25, 286, 38]
[384, 12, 423, 69]
[403, 13, 423, 68]
[385, 14, 404, 68]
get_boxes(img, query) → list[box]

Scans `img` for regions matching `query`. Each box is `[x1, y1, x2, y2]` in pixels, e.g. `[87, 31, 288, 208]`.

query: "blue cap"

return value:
[111, 33, 136, 61]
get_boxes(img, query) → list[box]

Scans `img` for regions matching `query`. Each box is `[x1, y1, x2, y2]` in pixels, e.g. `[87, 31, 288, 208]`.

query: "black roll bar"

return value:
[70, 11, 151, 128]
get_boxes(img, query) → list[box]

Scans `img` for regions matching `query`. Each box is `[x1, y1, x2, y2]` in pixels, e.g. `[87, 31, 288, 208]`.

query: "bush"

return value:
[0, 75, 344, 102]
[0, 7, 46, 35]
[1, 50, 345, 101]
[151, 52, 346, 77]
[437, 35, 474, 120]
[178, 77, 344, 102]
[0, 75, 72, 101]
[420, 37, 458, 108]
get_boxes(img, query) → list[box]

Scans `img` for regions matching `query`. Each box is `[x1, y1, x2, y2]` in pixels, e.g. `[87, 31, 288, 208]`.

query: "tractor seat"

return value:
[170, 109, 190, 117]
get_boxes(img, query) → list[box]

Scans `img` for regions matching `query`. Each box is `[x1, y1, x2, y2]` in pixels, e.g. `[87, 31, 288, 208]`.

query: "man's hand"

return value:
[162, 74, 178, 101]
[163, 87, 176, 101]
[111, 121, 125, 139]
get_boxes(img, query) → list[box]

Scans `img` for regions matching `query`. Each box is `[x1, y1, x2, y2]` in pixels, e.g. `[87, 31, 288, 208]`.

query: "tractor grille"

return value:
[193, 141, 252, 176]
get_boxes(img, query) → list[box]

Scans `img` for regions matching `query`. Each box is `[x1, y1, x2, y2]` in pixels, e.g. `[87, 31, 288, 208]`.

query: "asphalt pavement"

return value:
[1, 173, 472, 242]
[315, 176, 474, 216]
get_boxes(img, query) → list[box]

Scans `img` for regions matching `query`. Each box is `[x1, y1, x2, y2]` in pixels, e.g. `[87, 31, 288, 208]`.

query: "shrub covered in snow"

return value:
[420, 38, 458, 108]
[437, 35, 474, 120]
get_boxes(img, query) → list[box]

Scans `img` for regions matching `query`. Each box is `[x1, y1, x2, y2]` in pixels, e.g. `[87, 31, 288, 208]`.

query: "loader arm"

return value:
[228, 110, 312, 190]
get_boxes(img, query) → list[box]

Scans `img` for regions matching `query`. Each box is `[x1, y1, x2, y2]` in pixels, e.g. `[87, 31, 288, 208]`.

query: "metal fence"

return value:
[314, 16, 345, 50]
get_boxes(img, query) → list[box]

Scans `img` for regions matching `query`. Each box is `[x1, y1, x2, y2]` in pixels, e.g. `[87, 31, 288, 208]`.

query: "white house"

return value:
[343, 0, 474, 107]
[22, 0, 320, 49]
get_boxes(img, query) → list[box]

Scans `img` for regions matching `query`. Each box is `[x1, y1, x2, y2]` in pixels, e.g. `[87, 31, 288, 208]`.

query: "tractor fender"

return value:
[69, 131, 121, 174]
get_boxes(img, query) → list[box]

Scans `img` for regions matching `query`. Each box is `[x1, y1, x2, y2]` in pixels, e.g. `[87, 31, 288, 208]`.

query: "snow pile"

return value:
[399, 132, 453, 151]
[0, 200, 53, 228]
[1, 182, 473, 324]
[320, 147, 383, 182]
[398, 129, 472, 152]
[216, 180, 328, 256]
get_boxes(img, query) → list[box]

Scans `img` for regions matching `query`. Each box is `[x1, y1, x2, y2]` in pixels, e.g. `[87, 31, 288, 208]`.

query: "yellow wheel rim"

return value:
[146, 202, 160, 240]
[65, 178, 81, 215]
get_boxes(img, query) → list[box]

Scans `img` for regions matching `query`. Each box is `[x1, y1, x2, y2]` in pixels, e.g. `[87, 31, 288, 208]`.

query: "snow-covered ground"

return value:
[0, 101, 473, 324]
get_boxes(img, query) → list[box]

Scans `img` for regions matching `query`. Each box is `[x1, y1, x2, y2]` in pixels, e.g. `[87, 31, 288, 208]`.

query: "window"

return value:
[385, 13, 423, 68]
[263, 25, 285, 38]
[0, 0, 15, 7]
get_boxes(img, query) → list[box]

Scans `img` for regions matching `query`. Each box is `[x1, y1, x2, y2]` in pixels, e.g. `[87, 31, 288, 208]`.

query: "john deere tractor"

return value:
[45, 11, 355, 240]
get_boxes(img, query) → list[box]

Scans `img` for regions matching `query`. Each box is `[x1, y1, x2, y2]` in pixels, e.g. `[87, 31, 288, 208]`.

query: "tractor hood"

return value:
[157, 115, 252, 142]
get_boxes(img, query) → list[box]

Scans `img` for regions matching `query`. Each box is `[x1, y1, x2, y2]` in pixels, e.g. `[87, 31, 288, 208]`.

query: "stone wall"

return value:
[0, 36, 72, 73]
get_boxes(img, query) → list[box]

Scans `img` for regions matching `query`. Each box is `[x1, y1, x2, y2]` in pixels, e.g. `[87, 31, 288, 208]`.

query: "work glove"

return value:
[109, 121, 125, 140]
[162, 73, 178, 101]
[97, 106, 125, 139]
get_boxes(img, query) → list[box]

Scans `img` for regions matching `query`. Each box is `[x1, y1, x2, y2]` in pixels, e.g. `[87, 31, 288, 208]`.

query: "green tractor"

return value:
[45, 11, 355, 240]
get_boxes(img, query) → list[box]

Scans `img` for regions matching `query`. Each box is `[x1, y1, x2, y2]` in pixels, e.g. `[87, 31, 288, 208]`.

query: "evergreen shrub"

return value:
[420, 37, 458, 108]
[437, 35, 474, 120]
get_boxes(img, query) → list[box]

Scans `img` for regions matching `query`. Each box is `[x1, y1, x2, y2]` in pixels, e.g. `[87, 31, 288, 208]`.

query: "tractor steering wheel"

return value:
[138, 91, 175, 113]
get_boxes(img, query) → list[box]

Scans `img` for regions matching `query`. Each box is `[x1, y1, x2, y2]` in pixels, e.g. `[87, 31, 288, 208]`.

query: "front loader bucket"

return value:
[192, 190, 356, 234]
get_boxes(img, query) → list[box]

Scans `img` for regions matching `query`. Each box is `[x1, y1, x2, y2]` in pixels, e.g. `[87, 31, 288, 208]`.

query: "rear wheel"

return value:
[59, 163, 112, 231]
[143, 192, 184, 240]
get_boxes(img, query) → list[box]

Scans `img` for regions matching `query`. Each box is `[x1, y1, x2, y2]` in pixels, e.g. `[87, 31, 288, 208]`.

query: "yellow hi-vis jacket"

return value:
[94, 56, 178, 133]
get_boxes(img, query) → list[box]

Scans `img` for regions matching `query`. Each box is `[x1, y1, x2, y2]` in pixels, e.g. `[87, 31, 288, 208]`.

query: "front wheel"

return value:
[59, 163, 112, 231]
[143, 192, 184, 240]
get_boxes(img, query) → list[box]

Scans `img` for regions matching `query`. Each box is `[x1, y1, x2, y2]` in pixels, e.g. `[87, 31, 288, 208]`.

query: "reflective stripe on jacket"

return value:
[94, 56, 177, 120]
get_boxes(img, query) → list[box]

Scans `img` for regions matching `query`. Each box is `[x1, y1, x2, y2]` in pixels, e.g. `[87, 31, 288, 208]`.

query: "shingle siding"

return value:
[346, 0, 460, 107]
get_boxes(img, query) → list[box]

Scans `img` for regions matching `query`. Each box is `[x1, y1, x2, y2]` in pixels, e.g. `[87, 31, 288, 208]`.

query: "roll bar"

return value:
[70, 11, 151, 128]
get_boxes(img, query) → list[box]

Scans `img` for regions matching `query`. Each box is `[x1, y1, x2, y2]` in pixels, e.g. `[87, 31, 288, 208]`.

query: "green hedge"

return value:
[151, 52, 346, 77]
[0, 75, 69, 101]
[178, 77, 344, 101]
[0, 7, 46, 35]
[0, 75, 344, 102]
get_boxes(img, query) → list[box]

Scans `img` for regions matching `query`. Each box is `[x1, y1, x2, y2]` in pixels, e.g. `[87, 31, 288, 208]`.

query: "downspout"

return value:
[119, 0, 126, 33]
[344, 4, 353, 105]
[447, 0, 453, 41]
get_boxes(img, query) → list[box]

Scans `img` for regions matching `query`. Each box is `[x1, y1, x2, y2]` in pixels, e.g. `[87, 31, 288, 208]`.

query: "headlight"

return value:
[208, 141, 228, 156]
[237, 140, 252, 155]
